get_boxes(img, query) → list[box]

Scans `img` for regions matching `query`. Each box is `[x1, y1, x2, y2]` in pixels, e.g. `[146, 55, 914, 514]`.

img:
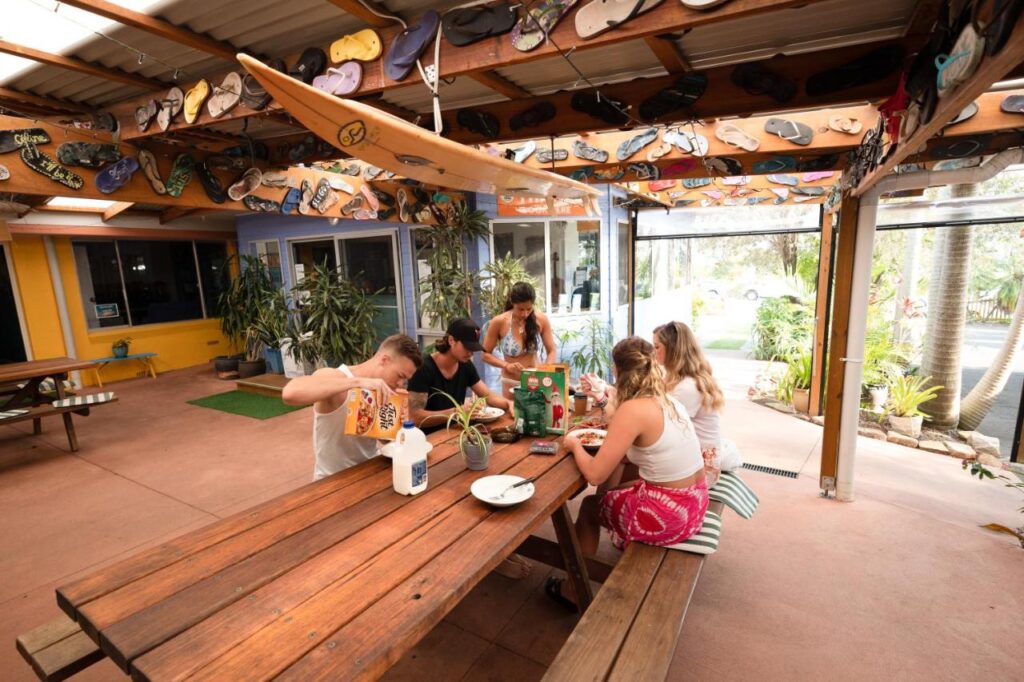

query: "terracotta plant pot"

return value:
[888, 414, 923, 438]
[791, 387, 810, 414]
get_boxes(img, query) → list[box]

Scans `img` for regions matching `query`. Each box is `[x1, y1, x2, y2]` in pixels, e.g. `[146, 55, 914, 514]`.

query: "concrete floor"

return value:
[2, 365, 1022, 681]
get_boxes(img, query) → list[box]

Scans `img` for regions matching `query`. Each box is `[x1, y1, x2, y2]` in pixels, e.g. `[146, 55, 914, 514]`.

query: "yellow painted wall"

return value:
[53, 238, 233, 386]
[8, 235, 66, 359]
[9, 233, 234, 385]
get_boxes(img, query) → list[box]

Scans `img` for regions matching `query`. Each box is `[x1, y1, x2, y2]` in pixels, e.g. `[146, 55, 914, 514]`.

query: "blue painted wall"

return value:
[235, 185, 629, 385]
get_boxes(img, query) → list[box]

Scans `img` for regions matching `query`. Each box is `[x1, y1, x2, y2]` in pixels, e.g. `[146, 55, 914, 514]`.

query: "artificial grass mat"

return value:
[188, 390, 305, 419]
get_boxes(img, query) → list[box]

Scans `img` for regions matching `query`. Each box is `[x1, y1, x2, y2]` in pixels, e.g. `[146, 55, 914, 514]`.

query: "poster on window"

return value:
[496, 195, 592, 217]
[95, 303, 120, 319]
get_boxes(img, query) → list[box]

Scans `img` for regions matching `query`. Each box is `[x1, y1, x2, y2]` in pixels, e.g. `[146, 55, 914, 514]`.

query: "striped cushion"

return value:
[52, 392, 115, 409]
[0, 408, 30, 420]
[709, 470, 759, 520]
[664, 510, 722, 555]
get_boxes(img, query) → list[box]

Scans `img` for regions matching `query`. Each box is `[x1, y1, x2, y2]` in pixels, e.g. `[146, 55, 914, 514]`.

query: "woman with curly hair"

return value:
[547, 337, 706, 609]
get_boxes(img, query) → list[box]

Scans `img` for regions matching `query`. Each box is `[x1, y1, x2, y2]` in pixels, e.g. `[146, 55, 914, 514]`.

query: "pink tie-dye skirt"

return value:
[599, 478, 709, 550]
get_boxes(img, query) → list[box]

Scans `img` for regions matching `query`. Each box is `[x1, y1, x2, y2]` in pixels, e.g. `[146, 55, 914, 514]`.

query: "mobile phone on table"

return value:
[530, 440, 557, 455]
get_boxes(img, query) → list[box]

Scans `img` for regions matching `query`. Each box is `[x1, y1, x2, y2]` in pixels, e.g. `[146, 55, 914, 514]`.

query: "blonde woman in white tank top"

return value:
[546, 337, 707, 610]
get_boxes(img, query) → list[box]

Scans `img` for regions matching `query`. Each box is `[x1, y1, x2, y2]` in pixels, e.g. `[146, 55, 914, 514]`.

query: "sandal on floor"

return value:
[544, 577, 577, 612]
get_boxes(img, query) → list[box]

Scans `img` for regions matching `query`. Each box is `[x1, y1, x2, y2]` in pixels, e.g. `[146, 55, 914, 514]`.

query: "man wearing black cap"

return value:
[407, 317, 512, 427]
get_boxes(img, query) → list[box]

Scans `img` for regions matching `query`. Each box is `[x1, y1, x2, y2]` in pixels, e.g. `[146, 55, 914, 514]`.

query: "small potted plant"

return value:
[237, 326, 267, 378]
[787, 350, 813, 414]
[885, 373, 943, 438]
[112, 336, 131, 358]
[441, 392, 491, 470]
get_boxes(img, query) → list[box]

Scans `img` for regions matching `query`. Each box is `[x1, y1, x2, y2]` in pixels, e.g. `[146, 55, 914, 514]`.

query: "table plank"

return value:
[77, 439, 467, 648]
[109, 438, 530, 674]
[57, 426, 461, 618]
[274, 455, 585, 681]
[0, 358, 93, 383]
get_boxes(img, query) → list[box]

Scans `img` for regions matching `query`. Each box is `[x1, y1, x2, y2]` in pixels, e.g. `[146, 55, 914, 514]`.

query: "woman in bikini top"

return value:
[482, 281, 558, 399]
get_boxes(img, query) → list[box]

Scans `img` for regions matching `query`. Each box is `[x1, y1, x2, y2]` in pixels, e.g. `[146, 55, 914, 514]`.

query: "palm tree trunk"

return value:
[959, 284, 1024, 430]
[920, 184, 976, 429]
[921, 228, 947, 360]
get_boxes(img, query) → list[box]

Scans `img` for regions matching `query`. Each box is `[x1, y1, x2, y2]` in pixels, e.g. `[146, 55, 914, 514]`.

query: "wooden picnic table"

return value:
[55, 416, 594, 681]
[0, 357, 96, 450]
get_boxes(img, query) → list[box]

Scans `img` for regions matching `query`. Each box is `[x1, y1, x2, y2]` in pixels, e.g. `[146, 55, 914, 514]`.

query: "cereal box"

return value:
[519, 364, 569, 436]
[344, 388, 407, 441]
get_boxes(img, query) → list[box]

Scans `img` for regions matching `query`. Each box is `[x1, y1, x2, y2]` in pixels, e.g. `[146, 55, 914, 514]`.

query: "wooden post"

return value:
[819, 194, 860, 493]
[809, 206, 835, 416]
[550, 503, 594, 612]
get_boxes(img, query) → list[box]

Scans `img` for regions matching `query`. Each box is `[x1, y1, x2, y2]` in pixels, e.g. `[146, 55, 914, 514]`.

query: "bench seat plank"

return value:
[17, 616, 104, 682]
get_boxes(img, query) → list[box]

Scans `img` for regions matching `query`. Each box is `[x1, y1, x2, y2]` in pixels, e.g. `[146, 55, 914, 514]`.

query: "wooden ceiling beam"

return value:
[111, 0, 836, 140]
[56, 0, 239, 62]
[325, 0, 400, 28]
[467, 71, 532, 100]
[0, 87, 89, 114]
[643, 35, 691, 74]
[0, 39, 163, 91]
[853, 13, 1024, 195]
[160, 206, 199, 223]
[102, 202, 135, 221]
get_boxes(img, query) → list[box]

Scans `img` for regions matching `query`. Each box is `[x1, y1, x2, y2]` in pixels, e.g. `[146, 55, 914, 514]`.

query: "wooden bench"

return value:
[0, 395, 118, 451]
[543, 500, 725, 681]
[16, 614, 104, 682]
[91, 353, 157, 387]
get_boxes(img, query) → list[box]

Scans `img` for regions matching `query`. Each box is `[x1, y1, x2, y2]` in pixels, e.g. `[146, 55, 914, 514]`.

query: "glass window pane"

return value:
[291, 240, 337, 281]
[550, 220, 601, 313]
[118, 240, 203, 325]
[195, 242, 228, 318]
[253, 240, 283, 288]
[72, 240, 129, 329]
[617, 221, 630, 309]
[340, 235, 400, 340]
[491, 221, 546, 309]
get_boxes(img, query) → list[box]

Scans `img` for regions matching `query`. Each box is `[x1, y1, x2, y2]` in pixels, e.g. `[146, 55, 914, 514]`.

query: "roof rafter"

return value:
[102, 202, 134, 221]
[0, 87, 89, 114]
[325, 0, 400, 28]
[56, 0, 240, 62]
[643, 34, 691, 74]
[467, 71, 532, 99]
[0, 39, 163, 91]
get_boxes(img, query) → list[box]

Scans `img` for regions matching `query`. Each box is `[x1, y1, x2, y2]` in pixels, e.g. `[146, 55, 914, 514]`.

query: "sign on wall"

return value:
[496, 195, 593, 217]
[95, 303, 120, 319]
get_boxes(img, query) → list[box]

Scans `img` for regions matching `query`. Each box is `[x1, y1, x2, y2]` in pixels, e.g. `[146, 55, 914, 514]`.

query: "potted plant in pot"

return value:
[290, 262, 379, 369]
[417, 203, 488, 329]
[111, 336, 131, 359]
[441, 393, 491, 470]
[783, 350, 813, 414]
[885, 373, 943, 438]
[238, 326, 267, 378]
[255, 290, 289, 374]
[217, 255, 276, 378]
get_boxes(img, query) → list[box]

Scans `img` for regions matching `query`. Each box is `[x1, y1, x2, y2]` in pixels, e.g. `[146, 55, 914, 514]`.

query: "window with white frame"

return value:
[251, 239, 284, 289]
[72, 239, 227, 329]
[491, 219, 602, 315]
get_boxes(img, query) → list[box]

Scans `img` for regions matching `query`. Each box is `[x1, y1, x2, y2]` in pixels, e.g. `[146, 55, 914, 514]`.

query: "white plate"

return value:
[471, 474, 535, 507]
[471, 406, 505, 423]
[379, 441, 433, 459]
[571, 428, 607, 451]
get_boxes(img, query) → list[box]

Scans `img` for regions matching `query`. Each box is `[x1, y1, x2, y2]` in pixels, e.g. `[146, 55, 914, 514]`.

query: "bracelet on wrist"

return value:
[595, 396, 609, 409]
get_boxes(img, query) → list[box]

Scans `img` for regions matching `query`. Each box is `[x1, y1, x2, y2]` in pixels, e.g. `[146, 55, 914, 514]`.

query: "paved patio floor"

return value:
[1, 365, 1021, 681]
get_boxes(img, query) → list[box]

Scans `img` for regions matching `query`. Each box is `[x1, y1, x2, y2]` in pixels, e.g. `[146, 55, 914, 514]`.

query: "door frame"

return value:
[1, 243, 32, 361]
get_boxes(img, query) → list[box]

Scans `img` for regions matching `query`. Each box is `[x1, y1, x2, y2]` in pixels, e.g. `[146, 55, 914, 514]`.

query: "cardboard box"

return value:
[520, 364, 569, 435]
[344, 388, 407, 440]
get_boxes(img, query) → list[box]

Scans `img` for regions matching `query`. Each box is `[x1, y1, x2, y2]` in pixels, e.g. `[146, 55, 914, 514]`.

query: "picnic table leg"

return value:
[94, 365, 103, 388]
[53, 377, 79, 452]
[550, 503, 594, 613]
[146, 357, 157, 379]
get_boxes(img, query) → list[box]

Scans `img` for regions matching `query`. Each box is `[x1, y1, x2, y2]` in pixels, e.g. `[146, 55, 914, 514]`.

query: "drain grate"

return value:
[741, 463, 799, 479]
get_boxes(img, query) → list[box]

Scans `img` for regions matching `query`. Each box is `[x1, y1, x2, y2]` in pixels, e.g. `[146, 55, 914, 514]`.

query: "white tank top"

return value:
[671, 377, 721, 452]
[312, 365, 378, 480]
[626, 397, 704, 483]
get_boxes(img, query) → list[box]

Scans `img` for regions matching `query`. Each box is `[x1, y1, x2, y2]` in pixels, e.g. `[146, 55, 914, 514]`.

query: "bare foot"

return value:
[493, 554, 532, 579]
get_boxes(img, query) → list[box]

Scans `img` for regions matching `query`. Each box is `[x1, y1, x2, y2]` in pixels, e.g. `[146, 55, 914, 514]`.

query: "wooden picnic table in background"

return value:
[0, 357, 97, 450]
[55, 415, 593, 681]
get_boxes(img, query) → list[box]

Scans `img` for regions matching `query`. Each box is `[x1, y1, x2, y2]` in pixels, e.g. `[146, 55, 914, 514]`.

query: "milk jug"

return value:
[392, 421, 428, 495]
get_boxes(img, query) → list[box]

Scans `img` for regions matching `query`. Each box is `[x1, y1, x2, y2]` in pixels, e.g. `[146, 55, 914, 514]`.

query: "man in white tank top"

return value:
[282, 335, 423, 480]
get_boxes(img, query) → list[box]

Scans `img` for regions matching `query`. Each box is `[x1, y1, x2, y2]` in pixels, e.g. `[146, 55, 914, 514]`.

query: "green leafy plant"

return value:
[439, 391, 490, 451]
[253, 289, 289, 351]
[478, 253, 539, 319]
[569, 317, 613, 379]
[218, 255, 277, 352]
[885, 373, 942, 418]
[861, 314, 911, 387]
[112, 336, 131, 350]
[776, 349, 812, 402]
[291, 262, 380, 367]
[751, 297, 813, 361]
[243, 326, 265, 362]
[417, 203, 489, 329]
[963, 459, 1024, 549]
[554, 327, 580, 362]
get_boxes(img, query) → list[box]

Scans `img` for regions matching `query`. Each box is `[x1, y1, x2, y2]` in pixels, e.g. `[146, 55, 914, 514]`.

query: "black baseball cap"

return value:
[447, 318, 483, 352]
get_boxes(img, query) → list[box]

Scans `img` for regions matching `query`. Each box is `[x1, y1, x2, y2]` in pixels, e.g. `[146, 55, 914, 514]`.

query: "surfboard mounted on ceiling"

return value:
[237, 54, 601, 215]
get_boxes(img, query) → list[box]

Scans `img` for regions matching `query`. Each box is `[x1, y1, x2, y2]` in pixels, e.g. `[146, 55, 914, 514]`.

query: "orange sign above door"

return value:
[496, 195, 594, 217]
